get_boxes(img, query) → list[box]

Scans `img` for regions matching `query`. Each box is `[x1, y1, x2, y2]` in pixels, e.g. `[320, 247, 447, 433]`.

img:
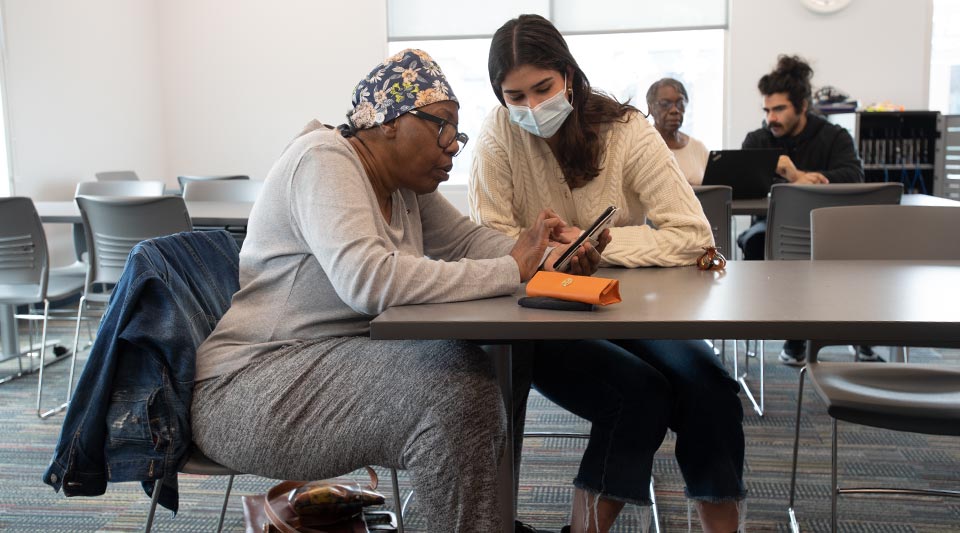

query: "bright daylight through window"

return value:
[929, 0, 960, 114]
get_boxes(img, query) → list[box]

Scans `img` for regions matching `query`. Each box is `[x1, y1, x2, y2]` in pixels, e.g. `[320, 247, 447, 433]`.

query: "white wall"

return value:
[3, 0, 165, 198]
[726, 0, 933, 147]
[3, 0, 386, 265]
[157, 0, 386, 182]
[2, 0, 166, 262]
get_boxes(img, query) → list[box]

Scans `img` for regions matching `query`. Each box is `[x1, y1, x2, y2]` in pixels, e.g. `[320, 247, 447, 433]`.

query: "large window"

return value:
[388, 1, 727, 186]
[929, 0, 960, 114]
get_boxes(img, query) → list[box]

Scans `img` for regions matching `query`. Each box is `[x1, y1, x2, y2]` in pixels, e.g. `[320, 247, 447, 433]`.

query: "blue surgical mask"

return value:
[506, 75, 573, 138]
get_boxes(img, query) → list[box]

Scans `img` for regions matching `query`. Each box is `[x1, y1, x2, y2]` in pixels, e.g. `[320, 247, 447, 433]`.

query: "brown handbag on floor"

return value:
[242, 467, 386, 533]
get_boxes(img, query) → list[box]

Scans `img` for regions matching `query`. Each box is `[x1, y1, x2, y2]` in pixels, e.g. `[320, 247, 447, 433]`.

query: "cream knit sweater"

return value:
[469, 106, 713, 268]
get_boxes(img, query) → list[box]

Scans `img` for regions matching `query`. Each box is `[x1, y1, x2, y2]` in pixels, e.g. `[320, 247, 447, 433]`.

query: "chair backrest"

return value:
[177, 174, 250, 192]
[692, 185, 732, 254]
[182, 179, 264, 202]
[95, 170, 140, 181]
[76, 196, 193, 287]
[765, 182, 903, 260]
[812, 205, 960, 260]
[0, 197, 49, 301]
[76, 180, 165, 197]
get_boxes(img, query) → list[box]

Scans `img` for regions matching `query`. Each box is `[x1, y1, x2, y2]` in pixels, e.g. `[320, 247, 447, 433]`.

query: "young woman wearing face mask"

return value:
[469, 15, 747, 533]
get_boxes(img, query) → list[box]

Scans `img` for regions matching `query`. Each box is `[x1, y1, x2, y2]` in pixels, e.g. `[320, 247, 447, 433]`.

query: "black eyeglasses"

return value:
[407, 109, 469, 156]
[655, 98, 687, 112]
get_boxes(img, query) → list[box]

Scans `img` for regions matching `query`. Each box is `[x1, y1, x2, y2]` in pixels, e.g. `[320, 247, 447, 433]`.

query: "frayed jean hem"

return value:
[572, 479, 654, 507]
[683, 487, 748, 504]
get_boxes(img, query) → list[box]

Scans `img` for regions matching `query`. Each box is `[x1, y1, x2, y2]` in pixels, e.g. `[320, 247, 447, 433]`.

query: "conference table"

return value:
[0, 200, 254, 366]
[31, 199, 253, 226]
[369, 262, 960, 532]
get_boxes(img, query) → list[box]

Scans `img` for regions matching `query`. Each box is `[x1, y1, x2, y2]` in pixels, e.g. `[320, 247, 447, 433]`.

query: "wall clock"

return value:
[800, 0, 852, 14]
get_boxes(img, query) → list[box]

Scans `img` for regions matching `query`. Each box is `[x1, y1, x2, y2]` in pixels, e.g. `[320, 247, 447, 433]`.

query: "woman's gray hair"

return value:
[645, 78, 689, 109]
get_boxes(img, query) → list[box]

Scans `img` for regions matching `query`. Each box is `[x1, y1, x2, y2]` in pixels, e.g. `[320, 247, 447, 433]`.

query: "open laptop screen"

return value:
[701, 149, 782, 199]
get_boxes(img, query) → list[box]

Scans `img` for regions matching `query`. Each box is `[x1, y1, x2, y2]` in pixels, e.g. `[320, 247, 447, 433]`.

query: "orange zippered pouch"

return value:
[525, 271, 621, 306]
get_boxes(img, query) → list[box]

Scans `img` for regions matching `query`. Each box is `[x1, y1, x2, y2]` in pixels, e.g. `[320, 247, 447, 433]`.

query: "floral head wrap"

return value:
[348, 49, 458, 130]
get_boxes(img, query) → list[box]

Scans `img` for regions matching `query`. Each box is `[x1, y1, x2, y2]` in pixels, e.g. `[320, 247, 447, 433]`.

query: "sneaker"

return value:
[854, 345, 885, 362]
[778, 340, 806, 366]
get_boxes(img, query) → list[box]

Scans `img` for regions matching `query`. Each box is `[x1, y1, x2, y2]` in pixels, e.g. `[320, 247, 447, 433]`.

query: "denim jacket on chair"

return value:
[43, 230, 240, 513]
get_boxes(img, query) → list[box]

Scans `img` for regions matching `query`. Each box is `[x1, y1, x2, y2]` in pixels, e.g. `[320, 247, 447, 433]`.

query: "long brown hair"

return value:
[488, 14, 638, 184]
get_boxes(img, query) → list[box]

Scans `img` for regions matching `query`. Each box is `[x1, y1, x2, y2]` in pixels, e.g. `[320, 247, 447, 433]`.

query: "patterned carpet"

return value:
[1, 330, 958, 532]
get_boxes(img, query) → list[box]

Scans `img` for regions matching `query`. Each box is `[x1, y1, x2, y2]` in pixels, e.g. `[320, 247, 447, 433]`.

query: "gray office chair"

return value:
[182, 180, 262, 246]
[177, 174, 250, 192]
[692, 186, 734, 367]
[0, 198, 86, 416]
[692, 185, 732, 254]
[132, 231, 405, 533]
[731, 182, 906, 417]
[765, 182, 904, 261]
[95, 170, 140, 181]
[787, 204, 960, 533]
[71, 180, 167, 274]
[810, 204, 960, 260]
[75, 180, 165, 197]
[66, 196, 193, 418]
[182, 179, 263, 202]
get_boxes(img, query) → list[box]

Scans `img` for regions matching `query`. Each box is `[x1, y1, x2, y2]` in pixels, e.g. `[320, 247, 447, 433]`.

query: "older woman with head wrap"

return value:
[190, 49, 600, 532]
[646, 78, 709, 185]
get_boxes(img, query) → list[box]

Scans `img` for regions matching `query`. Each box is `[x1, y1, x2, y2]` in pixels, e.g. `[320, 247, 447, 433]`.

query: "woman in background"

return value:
[647, 78, 709, 185]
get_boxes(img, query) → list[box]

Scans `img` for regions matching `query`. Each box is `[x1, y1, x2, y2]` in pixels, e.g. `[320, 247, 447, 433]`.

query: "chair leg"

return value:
[144, 478, 163, 533]
[216, 475, 234, 533]
[64, 296, 87, 404]
[737, 339, 765, 417]
[390, 468, 405, 533]
[787, 366, 806, 533]
[732, 340, 739, 381]
[34, 301, 58, 418]
[831, 418, 839, 533]
[649, 477, 660, 533]
[759, 340, 765, 413]
[37, 298, 76, 418]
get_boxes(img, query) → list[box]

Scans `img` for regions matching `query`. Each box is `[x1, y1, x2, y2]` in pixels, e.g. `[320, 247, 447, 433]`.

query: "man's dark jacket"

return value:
[742, 112, 864, 184]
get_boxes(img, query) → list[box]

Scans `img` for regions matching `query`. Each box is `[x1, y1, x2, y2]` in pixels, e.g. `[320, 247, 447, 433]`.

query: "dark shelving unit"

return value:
[944, 115, 960, 201]
[855, 111, 944, 196]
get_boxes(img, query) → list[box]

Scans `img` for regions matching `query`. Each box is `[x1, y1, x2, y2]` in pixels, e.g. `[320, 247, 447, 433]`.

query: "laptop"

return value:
[701, 149, 782, 199]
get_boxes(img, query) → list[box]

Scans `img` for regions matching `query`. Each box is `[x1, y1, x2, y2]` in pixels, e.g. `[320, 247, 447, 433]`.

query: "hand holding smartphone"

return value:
[552, 206, 617, 272]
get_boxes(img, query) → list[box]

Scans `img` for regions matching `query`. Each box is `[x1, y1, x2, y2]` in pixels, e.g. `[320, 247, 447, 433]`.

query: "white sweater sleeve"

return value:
[468, 112, 522, 238]
[602, 117, 714, 268]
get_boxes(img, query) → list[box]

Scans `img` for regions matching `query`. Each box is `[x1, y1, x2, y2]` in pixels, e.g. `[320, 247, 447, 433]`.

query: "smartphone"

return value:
[552, 206, 617, 272]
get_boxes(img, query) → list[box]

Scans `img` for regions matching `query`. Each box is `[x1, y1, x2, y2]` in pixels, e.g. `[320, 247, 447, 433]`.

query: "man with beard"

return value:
[736, 55, 868, 365]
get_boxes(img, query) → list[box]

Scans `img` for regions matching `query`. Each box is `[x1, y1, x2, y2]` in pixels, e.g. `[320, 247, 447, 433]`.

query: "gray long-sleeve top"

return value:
[195, 122, 520, 381]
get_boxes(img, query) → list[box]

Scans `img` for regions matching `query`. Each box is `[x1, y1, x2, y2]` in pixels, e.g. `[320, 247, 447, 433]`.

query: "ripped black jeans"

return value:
[532, 339, 746, 505]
